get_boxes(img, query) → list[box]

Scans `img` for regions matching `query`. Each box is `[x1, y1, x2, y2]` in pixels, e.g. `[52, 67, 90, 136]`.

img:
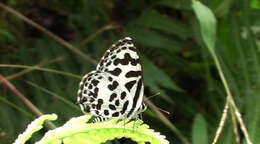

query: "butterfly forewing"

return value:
[77, 37, 145, 121]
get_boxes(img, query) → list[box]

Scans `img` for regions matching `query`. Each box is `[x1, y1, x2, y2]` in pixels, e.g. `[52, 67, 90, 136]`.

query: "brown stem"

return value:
[80, 24, 120, 48]
[212, 100, 229, 144]
[145, 97, 190, 144]
[0, 74, 56, 129]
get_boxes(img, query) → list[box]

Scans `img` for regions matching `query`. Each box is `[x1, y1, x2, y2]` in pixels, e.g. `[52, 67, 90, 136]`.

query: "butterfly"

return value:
[77, 37, 147, 122]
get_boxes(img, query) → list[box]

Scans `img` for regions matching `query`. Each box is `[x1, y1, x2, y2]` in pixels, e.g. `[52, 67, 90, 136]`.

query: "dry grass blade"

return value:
[80, 24, 120, 48]
[4, 57, 65, 82]
[212, 100, 229, 144]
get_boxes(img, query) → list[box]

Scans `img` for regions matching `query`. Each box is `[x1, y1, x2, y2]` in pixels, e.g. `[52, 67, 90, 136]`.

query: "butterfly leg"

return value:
[137, 113, 143, 120]
[131, 114, 140, 131]
[92, 116, 109, 123]
[123, 119, 126, 133]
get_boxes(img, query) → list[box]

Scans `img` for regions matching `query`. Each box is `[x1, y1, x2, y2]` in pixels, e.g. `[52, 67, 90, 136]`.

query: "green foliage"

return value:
[192, 0, 216, 55]
[142, 56, 183, 103]
[14, 114, 57, 144]
[14, 114, 169, 144]
[0, 29, 16, 43]
[251, 0, 260, 9]
[0, 0, 260, 144]
[192, 114, 208, 144]
[244, 91, 260, 144]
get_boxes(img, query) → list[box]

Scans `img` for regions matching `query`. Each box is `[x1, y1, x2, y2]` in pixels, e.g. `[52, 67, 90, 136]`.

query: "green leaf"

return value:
[244, 90, 260, 144]
[142, 55, 183, 103]
[209, 0, 233, 17]
[0, 29, 16, 43]
[13, 114, 57, 144]
[192, 114, 208, 144]
[192, 0, 217, 55]
[133, 10, 190, 40]
[126, 28, 182, 51]
[15, 114, 169, 144]
[251, 0, 260, 9]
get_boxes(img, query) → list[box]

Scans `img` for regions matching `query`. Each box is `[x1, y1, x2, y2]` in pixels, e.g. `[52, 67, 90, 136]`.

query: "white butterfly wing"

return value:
[77, 71, 134, 119]
[96, 37, 144, 117]
[78, 37, 144, 120]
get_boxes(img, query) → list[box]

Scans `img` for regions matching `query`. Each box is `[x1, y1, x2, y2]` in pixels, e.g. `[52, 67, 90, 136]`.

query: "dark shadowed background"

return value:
[0, 0, 260, 144]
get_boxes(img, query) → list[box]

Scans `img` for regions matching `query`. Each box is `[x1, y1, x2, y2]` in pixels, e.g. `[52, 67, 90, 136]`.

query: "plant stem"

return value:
[212, 53, 252, 144]
[0, 74, 56, 130]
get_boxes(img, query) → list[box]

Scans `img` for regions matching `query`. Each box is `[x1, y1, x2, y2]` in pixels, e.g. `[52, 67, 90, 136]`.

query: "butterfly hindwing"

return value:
[78, 71, 136, 119]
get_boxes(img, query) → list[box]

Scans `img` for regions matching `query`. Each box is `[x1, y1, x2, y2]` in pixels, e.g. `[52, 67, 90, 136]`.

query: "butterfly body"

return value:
[77, 37, 146, 122]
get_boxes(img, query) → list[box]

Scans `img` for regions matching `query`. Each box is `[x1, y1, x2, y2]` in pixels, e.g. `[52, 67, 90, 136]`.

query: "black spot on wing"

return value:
[112, 112, 119, 117]
[128, 46, 137, 52]
[121, 100, 129, 115]
[84, 105, 90, 113]
[89, 91, 98, 98]
[125, 71, 142, 78]
[107, 68, 122, 76]
[115, 99, 120, 106]
[94, 87, 99, 93]
[110, 45, 117, 52]
[111, 55, 116, 59]
[88, 84, 93, 89]
[109, 104, 116, 110]
[78, 96, 88, 104]
[82, 77, 88, 83]
[95, 110, 99, 115]
[116, 49, 121, 53]
[89, 97, 95, 102]
[88, 73, 94, 77]
[108, 76, 113, 81]
[113, 53, 139, 66]
[105, 61, 112, 67]
[109, 93, 117, 102]
[96, 99, 103, 110]
[98, 99, 103, 104]
[120, 92, 126, 100]
[91, 79, 99, 86]
[104, 110, 109, 116]
[108, 81, 119, 91]
[125, 80, 136, 92]
[116, 38, 132, 47]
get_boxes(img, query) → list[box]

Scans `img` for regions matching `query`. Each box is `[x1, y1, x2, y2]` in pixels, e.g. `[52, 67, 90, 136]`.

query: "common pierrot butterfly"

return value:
[77, 37, 146, 122]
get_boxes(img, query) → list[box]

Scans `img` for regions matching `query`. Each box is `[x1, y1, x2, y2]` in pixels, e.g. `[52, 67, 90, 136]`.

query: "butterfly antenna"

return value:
[144, 92, 170, 115]
[150, 103, 170, 115]
[145, 92, 161, 100]
[157, 107, 170, 115]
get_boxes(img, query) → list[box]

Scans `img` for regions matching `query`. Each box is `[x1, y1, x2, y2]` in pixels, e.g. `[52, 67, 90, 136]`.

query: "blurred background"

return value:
[0, 0, 260, 144]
